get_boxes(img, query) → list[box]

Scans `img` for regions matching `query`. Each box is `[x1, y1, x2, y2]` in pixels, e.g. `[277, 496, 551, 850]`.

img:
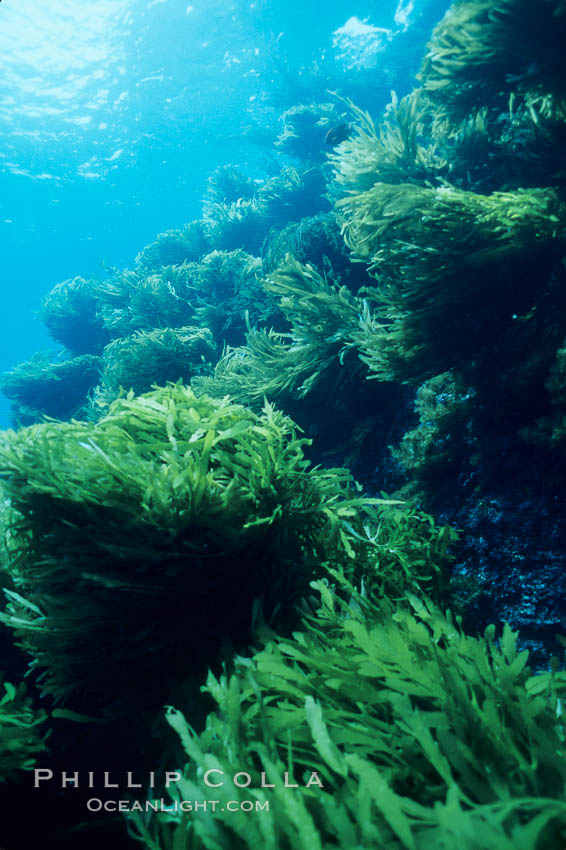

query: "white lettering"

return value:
[204, 769, 224, 787]
[34, 769, 53, 787]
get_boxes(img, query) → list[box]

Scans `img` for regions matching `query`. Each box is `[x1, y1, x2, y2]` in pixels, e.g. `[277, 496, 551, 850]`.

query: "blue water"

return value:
[0, 0, 449, 427]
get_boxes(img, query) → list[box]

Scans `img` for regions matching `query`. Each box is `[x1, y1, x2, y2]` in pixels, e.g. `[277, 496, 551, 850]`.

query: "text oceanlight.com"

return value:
[87, 798, 270, 813]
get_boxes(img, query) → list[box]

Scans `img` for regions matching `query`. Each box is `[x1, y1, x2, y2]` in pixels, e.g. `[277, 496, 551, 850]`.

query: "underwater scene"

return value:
[1, 0, 566, 847]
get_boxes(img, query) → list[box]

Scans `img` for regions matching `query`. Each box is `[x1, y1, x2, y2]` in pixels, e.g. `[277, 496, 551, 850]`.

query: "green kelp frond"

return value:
[0, 352, 102, 426]
[131, 578, 566, 850]
[329, 92, 443, 195]
[262, 213, 354, 286]
[276, 102, 343, 161]
[0, 678, 47, 782]
[196, 259, 367, 404]
[429, 91, 566, 192]
[341, 183, 565, 273]
[40, 276, 110, 355]
[419, 0, 566, 119]
[204, 197, 268, 255]
[134, 220, 212, 271]
[203, 165, 258, 209]
[190, 250, 279, 348]
[193, 330, 300, 405]
[259, 166, 329, 226]
[340, 183, 566, 381]
[98, 262, 198, 338]
[0, 384, 420, 718]
[263, 259, 365, 395]
[92, 326, 216, 409]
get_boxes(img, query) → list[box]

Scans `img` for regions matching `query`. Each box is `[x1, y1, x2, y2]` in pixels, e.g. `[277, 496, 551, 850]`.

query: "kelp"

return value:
[204, 197, 268, 255]
[193, 329, 301, 406]
[92, 326, 216, 409]
[203, 165, 258, 212]
[0, 677, 47, 782]
[330, 87, 566, 206]
[130, 575, 565, 850]
[340, 183, 566, 381]
[40, 275, 110, 355]
[262, 259, 365, 395]
[419, 0, 566, 120]
[0, 384, 427, 719]
[329, 92, 443, 195]
[134, 220, 212, 271]
[276, 102, 343, 162]
[259, 166, 330, 227]
[195, 259, 367, 404]
[522, 337, 566, 446]
[261, 213, 354, 285]
[429, 93, 566, 192]
[98, 262, 197, 338]
[190, 250, 279, 348]
[0, 352, 102, 426]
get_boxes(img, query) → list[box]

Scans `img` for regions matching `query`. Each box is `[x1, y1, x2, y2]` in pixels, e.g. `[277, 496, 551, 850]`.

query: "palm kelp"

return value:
[98, 263, 197, 338]
[276, 102, 344, 162]
[92, 327, 216, 409]
[195, 258, 366, 406]
[326, 0, 566, 659]
[40, 276, 111, 356]
[134, 220, 212, 271]
[261, 212, 353, 284]
[130, 575, 566, 850]
[419, 0, 566, 119]
[0, 352, 102, 426]
[0, 383, 442, 726]
[1, 0, 566, 846]
[340, 183, 566, 382]
[189, 250, 279, 348]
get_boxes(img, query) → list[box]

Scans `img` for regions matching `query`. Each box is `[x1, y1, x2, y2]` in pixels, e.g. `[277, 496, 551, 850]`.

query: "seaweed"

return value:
[419, 0, 566, 121]
[259, 166, 330, 227]
[204, 197, 268, 255]
[329, 92, 443, 195]
[40, 276, 110, 356]
[195, 259, 366, 405]
[276, 102, 344, 162]
[0, 385, 421, 721]
[98, 263, 197, 338]
[130, 574, 565, 850]
[340, 183, 566, 381]
[190, 250, 279, 348]
[0, 352, 102, 426]
[134, 220, 212, 271]
[203, 165, 258, 211]
[261, 213, 354, 286]
[391, 372, 475, 487]
[92, 326, 216, 410]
